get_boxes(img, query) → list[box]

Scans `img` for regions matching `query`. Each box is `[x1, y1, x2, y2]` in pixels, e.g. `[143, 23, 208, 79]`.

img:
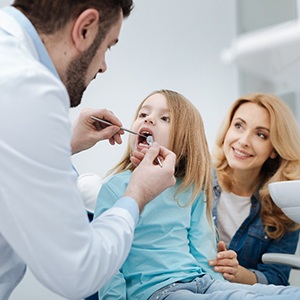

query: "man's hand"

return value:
[124, 142, 176, 212]
[71, 108, 124, 154]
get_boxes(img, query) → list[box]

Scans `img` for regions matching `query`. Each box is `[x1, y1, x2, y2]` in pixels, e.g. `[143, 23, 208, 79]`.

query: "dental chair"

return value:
[262, 181, 300, 270]
[77, 173, 103, 217]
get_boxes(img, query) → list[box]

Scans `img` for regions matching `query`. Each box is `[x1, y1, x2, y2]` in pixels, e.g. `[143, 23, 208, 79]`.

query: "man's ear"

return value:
[71, 9, 99, 52]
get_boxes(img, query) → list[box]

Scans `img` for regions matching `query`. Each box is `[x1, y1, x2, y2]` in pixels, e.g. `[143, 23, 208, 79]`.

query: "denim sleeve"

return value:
[251, 269, 268, 285]
[255, 229, 300, 285]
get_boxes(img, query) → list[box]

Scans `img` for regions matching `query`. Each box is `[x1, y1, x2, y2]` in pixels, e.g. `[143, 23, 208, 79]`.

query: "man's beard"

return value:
[65, 57, 87, 107]
[65, 34, 103, 108]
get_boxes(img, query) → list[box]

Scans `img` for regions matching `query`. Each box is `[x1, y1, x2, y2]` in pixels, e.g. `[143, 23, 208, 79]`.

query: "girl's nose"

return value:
[144, 116, 155, 125]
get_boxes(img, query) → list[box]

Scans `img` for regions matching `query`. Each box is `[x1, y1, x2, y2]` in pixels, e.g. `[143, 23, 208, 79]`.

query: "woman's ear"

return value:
[270, 150, 278, 159]
[71, 9, 99, 52]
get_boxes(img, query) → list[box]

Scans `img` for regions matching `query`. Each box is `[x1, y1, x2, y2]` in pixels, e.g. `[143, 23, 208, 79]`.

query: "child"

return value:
[94, 90, 300, 299]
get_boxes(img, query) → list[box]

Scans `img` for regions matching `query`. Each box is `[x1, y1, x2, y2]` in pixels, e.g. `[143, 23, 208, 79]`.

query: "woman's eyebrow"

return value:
[233, 117, 270, 132]
[256, 126, 270, 132]
[232, 117, 246, 124]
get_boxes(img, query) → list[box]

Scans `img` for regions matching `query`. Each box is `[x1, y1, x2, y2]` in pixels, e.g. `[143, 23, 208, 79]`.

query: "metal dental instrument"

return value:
[146, 135, 163, 168]
[91, 116, 146, 138]
[91, 116, 163, 167]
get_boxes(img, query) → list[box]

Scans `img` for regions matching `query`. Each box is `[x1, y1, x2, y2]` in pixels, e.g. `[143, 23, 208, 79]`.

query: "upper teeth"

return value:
[234, 149, 250, 157]
[141, 131, 151, 135]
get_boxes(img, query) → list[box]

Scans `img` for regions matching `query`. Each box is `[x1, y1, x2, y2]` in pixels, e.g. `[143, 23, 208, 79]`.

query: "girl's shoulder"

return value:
[103, 170, 132, 187]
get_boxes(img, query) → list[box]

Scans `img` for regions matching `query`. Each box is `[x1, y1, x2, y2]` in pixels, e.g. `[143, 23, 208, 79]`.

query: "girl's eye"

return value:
[138, 112, 147, 118]
[161, 116, 170, 122]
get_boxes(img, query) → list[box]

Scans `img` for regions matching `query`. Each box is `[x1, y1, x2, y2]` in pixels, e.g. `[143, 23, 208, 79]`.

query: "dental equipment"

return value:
[91, 116, 146, 138]
[146, 135, 163, 168]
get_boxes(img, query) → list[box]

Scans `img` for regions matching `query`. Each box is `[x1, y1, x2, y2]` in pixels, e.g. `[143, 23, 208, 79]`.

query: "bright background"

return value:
[1, 0, 299, 299]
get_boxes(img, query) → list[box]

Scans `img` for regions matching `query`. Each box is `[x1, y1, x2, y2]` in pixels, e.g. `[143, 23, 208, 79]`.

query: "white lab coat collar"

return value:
[0, 6, 59, 79]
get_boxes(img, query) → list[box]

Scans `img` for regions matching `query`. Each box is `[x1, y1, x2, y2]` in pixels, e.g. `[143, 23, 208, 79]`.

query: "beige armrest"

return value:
[262, 253, 300, 270]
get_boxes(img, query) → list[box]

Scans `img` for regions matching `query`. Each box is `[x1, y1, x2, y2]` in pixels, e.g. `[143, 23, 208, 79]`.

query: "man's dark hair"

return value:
[13, 0, 134, 35]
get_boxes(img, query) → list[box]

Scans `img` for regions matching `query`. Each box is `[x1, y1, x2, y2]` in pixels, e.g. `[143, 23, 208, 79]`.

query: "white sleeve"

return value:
[0, 67, 136, 299]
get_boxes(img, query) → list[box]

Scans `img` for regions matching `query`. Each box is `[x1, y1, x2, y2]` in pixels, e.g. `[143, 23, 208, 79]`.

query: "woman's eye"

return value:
[234, 123, 242, 129]
[257, 132, 267, 139]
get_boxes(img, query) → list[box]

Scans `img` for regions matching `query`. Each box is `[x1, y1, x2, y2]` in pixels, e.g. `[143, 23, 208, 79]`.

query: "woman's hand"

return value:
[209, 241, 239, 281]
[209, 241, 257, 284]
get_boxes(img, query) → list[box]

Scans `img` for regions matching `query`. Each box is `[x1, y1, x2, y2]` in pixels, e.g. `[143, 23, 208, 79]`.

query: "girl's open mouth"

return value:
[138, 129, 154, 145]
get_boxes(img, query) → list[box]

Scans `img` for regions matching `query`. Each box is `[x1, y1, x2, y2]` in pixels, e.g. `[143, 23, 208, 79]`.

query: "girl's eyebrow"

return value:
[233, 117, 270, 132]
[141, 104, 170, 113]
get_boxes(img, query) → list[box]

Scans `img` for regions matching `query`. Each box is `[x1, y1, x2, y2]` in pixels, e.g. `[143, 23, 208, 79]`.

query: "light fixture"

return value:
[221, 20, 300, 91]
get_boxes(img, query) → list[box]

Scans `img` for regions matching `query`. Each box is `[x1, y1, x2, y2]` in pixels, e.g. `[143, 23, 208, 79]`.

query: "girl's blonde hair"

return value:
[212, 93, 300, 239]
[109, 89, 213, 219]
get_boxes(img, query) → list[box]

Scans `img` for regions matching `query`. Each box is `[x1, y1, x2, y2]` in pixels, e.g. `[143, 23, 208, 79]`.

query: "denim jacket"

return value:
[212, 171, 299, 285]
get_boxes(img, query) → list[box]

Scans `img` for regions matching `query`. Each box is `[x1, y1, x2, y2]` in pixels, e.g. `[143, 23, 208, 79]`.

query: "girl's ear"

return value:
[71, 8, 99, 52]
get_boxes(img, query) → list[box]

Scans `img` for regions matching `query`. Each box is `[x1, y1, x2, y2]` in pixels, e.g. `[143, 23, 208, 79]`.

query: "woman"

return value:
[209, 93, 300, 285]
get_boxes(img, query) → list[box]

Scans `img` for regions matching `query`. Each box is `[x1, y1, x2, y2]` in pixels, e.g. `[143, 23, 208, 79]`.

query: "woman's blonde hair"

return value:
[109, 89, 213, 219]
[212, 93, 300, 239]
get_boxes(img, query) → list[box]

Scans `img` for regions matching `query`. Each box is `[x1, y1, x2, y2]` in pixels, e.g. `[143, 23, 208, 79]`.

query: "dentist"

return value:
[0, 1, 176, 299]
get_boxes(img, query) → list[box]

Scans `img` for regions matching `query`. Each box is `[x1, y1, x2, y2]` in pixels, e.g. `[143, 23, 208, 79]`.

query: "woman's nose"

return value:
[238, 133, 250, 147]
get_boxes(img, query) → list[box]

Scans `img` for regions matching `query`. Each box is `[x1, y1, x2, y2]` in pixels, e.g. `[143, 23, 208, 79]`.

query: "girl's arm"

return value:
[99, 271, 127, 300]
[188, 193, 224, 280]
[94, 178, 129, 299]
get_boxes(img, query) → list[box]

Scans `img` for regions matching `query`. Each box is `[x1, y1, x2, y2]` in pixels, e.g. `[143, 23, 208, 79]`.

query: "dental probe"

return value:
[91, 115, 146, 138]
